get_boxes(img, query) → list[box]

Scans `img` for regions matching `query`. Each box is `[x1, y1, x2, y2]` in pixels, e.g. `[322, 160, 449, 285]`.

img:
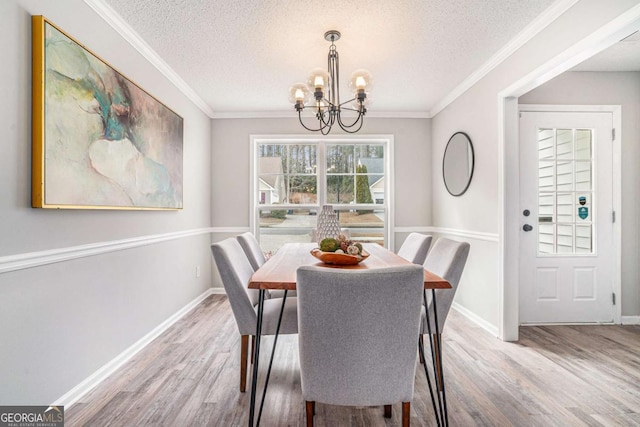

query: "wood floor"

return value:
[66, 295, 640, 426]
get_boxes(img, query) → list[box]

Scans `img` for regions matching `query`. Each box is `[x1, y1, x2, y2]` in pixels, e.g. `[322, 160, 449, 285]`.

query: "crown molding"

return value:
[210, 111, 431, 119]
[85, 0, 578, 121]
[84, 0, 216, 118]
[429, 0, 580, 117]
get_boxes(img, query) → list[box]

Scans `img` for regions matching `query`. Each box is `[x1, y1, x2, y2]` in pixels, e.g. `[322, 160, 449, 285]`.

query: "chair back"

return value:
[211, 238, 259, 335]
[296, 265, 424, 406]
[423, 238, 470, 330]
[236, 232, 266, 271]
[397, 232, 433, 265]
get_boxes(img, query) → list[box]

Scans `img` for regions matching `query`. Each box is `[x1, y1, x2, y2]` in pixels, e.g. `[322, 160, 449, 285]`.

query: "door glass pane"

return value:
[556, 224, 574, 253]
[538, 161, 555, 190]
[556, 193, 573, 223]
[556, 161, 573, 191]
[536, 127, 594, 254]
[556, 129, 573, 160]
[538, 224, 554, 254]
[538, 129, 554, 159]
[575, 161, 592, 191]
[575, 130, 592, 160]
[538, 193, 554, 223]
[575, 225, 593, 253]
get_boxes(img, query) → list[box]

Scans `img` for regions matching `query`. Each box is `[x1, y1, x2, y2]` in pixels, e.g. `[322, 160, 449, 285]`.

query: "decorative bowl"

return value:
[310, 248, 370, 265]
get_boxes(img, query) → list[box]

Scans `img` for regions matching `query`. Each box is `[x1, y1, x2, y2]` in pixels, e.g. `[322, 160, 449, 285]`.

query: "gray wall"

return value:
[0, 0, 213, 404]
[519, 71, 640, 316]
[431, 0, 640, 332]
[210, 117, 433, 262]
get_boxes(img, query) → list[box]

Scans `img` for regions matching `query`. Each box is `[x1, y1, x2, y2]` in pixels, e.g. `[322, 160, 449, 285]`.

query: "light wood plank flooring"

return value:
[66, 295, 640, 426]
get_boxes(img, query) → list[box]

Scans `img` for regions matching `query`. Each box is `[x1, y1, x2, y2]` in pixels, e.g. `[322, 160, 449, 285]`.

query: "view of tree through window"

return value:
[255, 139, 389, 253]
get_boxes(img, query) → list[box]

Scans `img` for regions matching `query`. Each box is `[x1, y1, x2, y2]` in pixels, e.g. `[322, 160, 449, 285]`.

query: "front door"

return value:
[519, 110, 615, 324]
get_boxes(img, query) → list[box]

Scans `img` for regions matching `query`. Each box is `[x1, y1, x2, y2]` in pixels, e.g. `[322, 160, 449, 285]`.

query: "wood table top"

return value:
[248, 242, 451, 291]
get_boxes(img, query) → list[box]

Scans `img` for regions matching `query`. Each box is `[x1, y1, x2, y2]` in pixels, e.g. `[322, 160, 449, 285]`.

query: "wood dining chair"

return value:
[419, 238, 470, 387]
[296, 265, 425, 427]
[211, 238, 298, 392]
[397, 232, 433, 265]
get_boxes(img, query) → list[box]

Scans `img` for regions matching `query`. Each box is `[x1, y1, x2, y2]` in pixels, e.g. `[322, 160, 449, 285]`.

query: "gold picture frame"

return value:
[32, 16, 184, 210]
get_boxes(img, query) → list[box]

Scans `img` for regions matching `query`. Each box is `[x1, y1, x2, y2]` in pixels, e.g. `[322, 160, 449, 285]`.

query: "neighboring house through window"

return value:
[251, 136, 393, 254]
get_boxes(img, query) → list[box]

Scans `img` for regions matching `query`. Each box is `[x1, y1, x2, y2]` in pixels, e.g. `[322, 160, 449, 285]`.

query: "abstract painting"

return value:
[32, 16, 183, 210]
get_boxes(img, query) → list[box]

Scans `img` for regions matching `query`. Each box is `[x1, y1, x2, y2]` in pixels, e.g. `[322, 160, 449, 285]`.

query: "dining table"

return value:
[247, 242, 452, 427]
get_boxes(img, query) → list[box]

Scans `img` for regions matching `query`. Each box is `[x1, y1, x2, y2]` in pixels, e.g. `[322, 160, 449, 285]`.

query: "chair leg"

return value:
[402, 402, 410, 427]
[306, 401, 315, 427]
[251, 335, 255, 364]
[240, 335, 249, 392]
[384, 404, 392, 418]
[433, 332, 442, 391]
[419, 335, 425, 364]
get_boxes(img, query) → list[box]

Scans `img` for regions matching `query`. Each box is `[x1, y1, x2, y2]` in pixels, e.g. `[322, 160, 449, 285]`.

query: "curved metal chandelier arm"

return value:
[337, 109, 365, 133]
[297, 109, 331, 133]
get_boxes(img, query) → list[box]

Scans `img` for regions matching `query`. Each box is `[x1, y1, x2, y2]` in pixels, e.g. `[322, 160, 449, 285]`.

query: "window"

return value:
[251, 136, 393, 253]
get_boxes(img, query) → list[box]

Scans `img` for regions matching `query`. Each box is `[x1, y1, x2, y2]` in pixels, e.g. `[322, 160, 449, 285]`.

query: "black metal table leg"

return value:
[431, 288, 448, 426]
[248, 289, 265, 427]
[422, 288, 449, 426]
[418, 332, 441, 427]
[256, 290, 288, 425]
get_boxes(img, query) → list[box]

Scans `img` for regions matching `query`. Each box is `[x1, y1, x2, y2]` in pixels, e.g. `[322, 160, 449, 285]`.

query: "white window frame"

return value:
[250, 134, 395, 250]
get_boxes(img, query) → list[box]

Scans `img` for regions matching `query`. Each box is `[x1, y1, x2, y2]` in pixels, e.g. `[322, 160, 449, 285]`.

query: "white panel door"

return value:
[519, 111, 614, 323]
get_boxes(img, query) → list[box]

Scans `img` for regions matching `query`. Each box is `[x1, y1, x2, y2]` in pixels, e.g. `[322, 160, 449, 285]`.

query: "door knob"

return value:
[522, 224, 533, 232]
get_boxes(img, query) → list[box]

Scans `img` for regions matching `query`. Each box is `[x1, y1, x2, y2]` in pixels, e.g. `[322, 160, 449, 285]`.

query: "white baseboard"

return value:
[210, 287, 226, 295]
[452, 302, 499, 337]
[621, 316, 640, 325]
[54, 288, 215, 408]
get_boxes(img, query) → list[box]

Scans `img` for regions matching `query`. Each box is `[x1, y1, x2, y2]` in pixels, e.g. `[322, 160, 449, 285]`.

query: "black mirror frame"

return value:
[442, 131, 475, 197]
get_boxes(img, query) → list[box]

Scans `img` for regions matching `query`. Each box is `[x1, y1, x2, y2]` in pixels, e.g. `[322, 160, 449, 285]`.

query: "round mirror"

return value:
[443, 132, 474, 196]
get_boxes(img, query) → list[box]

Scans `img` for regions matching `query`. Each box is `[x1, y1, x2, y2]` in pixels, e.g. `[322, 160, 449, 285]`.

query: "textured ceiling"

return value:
[572, 31, 640, 71]
[101, 0, 557, 114]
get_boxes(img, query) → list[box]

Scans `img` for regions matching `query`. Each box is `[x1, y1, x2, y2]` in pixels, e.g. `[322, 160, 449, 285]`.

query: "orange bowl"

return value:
[310, 248, 370, 265]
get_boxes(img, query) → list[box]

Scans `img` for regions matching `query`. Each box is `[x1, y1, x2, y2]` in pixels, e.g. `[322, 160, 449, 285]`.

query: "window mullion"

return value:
[317, 141, 326, 207]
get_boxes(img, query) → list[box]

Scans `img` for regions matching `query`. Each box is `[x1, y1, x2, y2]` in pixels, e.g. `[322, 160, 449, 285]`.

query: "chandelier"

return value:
[289, 30, 372, 135]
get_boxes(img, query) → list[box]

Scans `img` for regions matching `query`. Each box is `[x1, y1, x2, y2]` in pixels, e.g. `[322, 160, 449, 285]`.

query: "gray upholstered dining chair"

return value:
[296, 265, 425, 427]
[419, 238, 470, 384]
[236, 231, 266, 271]
[397, 232, 433, 265]
[211, 238, 298, 392]
[236, 231, 295, 298]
